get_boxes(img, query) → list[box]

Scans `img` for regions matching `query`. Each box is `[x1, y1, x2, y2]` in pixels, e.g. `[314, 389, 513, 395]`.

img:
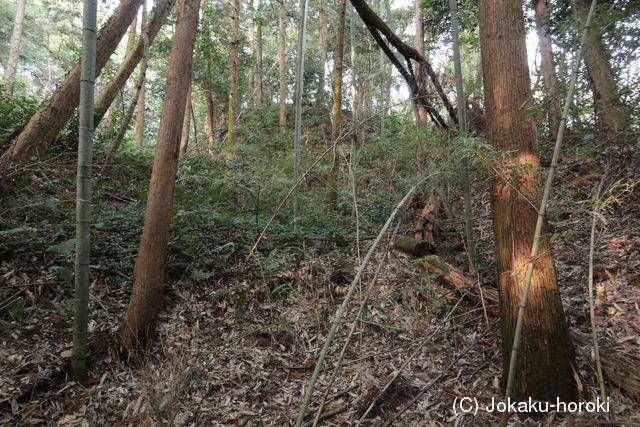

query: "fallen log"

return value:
[419, 254, 498, 312]
[415, 254, 640, 400]
[394, 237, 433, 257]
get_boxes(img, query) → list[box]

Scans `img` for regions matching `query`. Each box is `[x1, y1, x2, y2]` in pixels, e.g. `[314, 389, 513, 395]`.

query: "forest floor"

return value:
[1, 134, 639, 426]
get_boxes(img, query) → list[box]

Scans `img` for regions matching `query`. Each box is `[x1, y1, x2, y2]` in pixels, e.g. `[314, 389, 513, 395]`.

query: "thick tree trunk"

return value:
[179, 86, 193, 158]
[571, 0, 630, 132]
[0, 0, 144, 182]
[227, 0, 241, 145]
[255, 0, 263, 106]
[4, 0, 27, 96]
[95, 0, 175, 127]
[478, 0, 577, 402]
[533, 0, 561, 142]
[324, 0, 347, 212]
[134, 1, 148, 147]
[318, 0, 328, 101]
[278, 0, 287, 129]
[117, 0, 200, 358]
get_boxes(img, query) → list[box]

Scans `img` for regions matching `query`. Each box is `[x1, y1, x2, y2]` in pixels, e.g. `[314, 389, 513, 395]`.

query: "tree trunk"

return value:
[4, 0, 27, 96]
[349, 0, 455, 128]
[95, 0, 175, 127]
[413, 0, 429, 126]
[571, 0, 629, 132]
[533, 0, 561, 142]
[478, 0, 577, 402]
[255, 0, 263, 106]
[278, 0, 287, 129]
[318, 0, 328, 101]
[205, 89, 216, 148]
[102, 61, 147, 174]
[125, 14, 138, 56]
[0, 0, 144, 182]
[227, 0, 241, 145]
[324, 0, 347, 212]
[179, 85, 192, 158]
[134, 1, 148, 147]
[117, 0, 200, 358]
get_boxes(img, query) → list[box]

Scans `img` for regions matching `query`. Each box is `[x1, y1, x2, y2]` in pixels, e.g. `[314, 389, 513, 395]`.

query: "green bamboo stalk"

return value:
[71, 0, 97, 382]
[501, 0, 598, 424]
[448, 0, 476, 270]
[293, 0, 309, 229]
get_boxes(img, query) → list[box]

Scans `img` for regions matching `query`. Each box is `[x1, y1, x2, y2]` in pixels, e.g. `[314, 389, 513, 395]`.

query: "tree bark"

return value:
[255, 0, 263, 106]
[571, 0, 630, 132]
[324, 0, 347, 212]
[0, 0, 144, 182]
[227, 0, 241, 145]
[533, 0, 561, 142]
[479, 0, 577, 402]
[134, 0, 148, 147]
[413, 0, 429, 126]
[95, 0, 176, 128]
[118, 0, 200, 358]
[318, 0, 328, 101]
[4, 0, 27, 96]
[278, 0, 287, 129]
[205, 89, 216, 148]
[179, 85, 192, 158]
[125, 14, 138, 56]
[102, 61, 147, 174]
[349, 0, 455, 127]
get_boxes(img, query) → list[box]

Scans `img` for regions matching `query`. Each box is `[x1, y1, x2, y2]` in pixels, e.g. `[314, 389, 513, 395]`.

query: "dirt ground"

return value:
[1, 141, 639, 426]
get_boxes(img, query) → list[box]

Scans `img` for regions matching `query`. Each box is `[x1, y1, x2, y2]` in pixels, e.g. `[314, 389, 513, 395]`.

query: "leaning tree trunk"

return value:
[118, 0, 201, 358]
[4, 0, 27, 96]
[478, 0, 578, 402]
[278, 0, 287, 129]
[0, 0, 143, 182]
[324, 0, 348, 212]
[95, 0, 176, 127]
[571, 0, 630, 132]
[227, 0, 241, 145]
[533, 0, 561, 142]
[349, 0, 454, 129]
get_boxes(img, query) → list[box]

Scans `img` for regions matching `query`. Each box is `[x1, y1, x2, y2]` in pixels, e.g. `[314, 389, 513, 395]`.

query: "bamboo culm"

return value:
[71, 0, 97, 382]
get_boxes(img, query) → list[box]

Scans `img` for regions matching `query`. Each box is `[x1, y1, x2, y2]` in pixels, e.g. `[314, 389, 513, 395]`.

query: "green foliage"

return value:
[0, 86, 40, 136]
